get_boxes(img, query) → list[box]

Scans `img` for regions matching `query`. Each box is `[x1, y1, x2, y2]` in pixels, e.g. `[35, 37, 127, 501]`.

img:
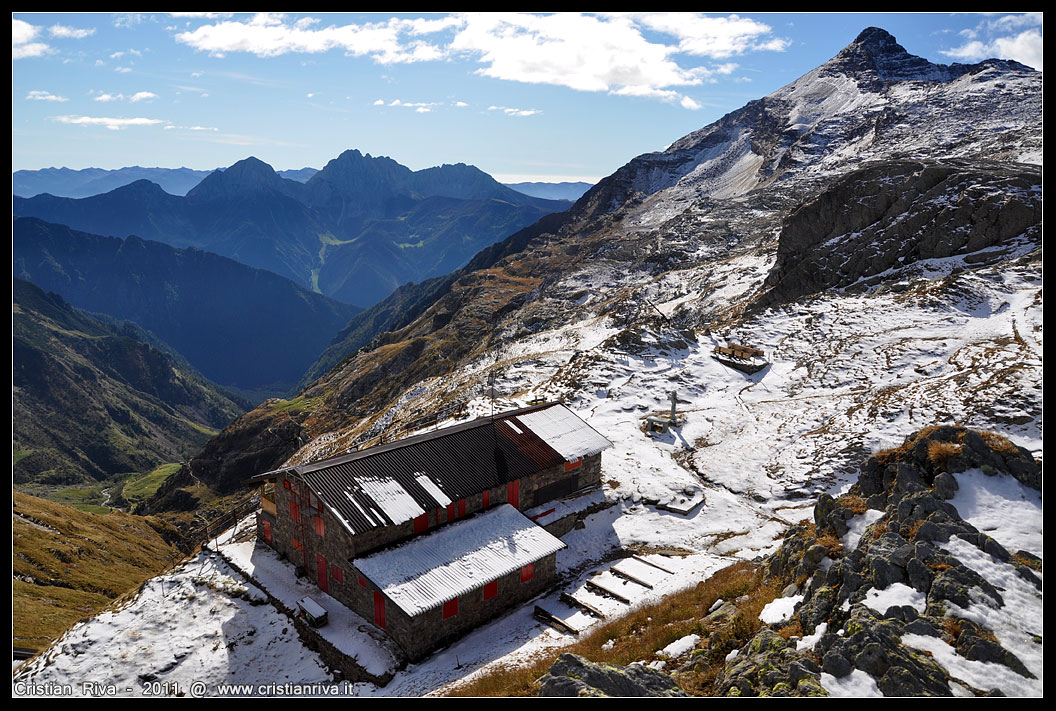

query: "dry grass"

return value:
[447, 561, 777, 697]
[869, 517, 890, 540]
[942, 617, 962, 641]
[12, 491, 183, 653]
[1011, 553, 1042, 572]
[927, 440, 962, 470]
[980, 431, 1022, 458]
[837, 494, 868, 515]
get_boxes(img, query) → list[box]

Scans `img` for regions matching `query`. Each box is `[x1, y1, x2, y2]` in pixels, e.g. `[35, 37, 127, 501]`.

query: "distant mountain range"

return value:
[501, 181, 593, 201]
[13, 216, 360, 394]
[13, 164, 588, 202]
[12, 165, 318, 198]
[13, 151, 571, 307]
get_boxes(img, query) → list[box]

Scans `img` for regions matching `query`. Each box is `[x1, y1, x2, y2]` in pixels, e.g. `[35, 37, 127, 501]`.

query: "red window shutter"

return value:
[262, 520, 272, 544]
[289, 500, 300, 522]
[358, 575, 368, 588]
[292, 538, 302, 552]
[458, 499, 466, 518]
[314, 514, 325, 537]
[443, 597, 458, 620]
[414, 513, 429, 534]
[482, 490, 490, 509]
[508, 480, 520, 509]
[374, 591, 386, 629]
[521, 563, 534, 583]
[331, 564, 343, 584]
[447, 502, 456, 521]
[565, 457, 582, 471]
[483, 580, 498, 601]
[283, 479, 291, 490]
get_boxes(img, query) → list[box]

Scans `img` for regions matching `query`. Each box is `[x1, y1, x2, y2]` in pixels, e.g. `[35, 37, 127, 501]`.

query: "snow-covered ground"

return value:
[16, 245, 1040, 696]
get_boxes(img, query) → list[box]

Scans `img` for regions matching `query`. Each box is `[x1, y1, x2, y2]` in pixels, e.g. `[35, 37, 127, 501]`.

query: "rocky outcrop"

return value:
[537, 654, 687, 697]
[755, 160, 1042, 307]
[712, 426, 1041, 697]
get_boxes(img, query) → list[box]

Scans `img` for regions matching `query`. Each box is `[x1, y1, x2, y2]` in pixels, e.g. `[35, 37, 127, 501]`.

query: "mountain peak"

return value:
[186, 156, 285, 201]
[852, 26, 900, 48]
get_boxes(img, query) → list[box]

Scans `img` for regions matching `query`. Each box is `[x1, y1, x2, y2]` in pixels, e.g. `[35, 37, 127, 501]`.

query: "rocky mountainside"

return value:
[13, 278, 248, 494]
[14, 150, 570, 307]
[710, 426, 1042, 697]
[13, 216, 360, 395]
[142, 28, 1041, 517]
[532, 426, 1041, 697]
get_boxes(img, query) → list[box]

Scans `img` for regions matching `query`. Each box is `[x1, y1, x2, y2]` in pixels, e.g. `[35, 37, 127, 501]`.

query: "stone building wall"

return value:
[364, 552, 560, 661]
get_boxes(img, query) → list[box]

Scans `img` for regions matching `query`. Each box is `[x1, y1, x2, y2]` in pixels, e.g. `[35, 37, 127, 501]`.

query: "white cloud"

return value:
[638, 13, 787, 58]
[171, 12, 783, 108]
[164, 124, 219, 131]
[13, 19, 50, 59]
[450, 13, 765, 109]
[941, 15, 1043, 71]
[488, 105, 541, 117]
[129, 91, 158, 102]
[94, 92, 122, 102]
[26, 90, 68, 102]
[49, 24, 95, 39]
[54, 115, 166, 130]
[115, 66, 133, 73]
[113, 14, 144, 29]
[455, 101, 469, 107]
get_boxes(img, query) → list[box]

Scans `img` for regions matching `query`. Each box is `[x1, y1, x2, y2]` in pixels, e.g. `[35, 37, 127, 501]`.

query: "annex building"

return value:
[249, 402, 612, 660]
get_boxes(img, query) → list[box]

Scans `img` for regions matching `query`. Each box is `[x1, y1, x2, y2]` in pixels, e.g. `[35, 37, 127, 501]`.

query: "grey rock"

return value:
[537, 654, 687, 697]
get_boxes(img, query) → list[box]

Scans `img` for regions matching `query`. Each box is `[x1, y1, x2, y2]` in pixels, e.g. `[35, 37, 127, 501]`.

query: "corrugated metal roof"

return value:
[255, 403, 610, 536]
[515, 404, 613, 460]
[354, 504, 566, 617]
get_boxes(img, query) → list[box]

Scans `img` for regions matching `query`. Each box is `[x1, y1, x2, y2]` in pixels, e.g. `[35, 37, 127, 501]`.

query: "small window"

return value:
[483, 580, 498, 601]
[292, 538, 302, 552]
[520, 563, 534, 583]
[289, 501, 300, 522]
[358, 575, 368, 588]
[283, 479, 291, 490]
[313, 514, 325, 537]
[331, 564, 343, 584]
[443, 597, 459, 620]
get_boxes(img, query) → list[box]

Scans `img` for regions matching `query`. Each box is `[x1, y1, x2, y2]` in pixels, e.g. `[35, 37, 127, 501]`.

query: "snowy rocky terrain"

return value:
[13, 28, 1042, 697]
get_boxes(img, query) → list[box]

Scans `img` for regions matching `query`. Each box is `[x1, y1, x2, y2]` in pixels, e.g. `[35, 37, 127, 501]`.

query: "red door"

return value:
[508, 480, 520, 509]
[374, 591, 386, 629]
[316, 554, 329, 593]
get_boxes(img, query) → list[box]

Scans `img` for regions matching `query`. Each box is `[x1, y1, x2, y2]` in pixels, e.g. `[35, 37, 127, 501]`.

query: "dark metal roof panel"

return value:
[275, 403, 593, 535]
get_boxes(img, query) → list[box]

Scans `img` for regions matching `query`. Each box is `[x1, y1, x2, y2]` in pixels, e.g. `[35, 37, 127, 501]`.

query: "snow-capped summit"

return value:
[577, 27, 1041, 230]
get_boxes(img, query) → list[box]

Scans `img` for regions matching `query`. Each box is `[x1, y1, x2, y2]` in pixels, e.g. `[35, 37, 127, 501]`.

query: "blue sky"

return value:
[11, 12, 1043, 183]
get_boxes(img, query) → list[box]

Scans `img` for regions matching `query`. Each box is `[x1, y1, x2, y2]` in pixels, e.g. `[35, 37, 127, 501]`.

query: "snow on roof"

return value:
[515, 404, 613, 461]
[355, 475, 426, 526]
[415, 473, 452, 508]
[354, 504, 565, 617]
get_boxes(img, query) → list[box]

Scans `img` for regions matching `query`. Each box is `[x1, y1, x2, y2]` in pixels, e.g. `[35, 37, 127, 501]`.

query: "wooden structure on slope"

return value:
[712, 340, 769, 374]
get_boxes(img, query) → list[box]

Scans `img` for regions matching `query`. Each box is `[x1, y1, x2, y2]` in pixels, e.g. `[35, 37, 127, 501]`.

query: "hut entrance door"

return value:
[316, 554, 329, 593]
